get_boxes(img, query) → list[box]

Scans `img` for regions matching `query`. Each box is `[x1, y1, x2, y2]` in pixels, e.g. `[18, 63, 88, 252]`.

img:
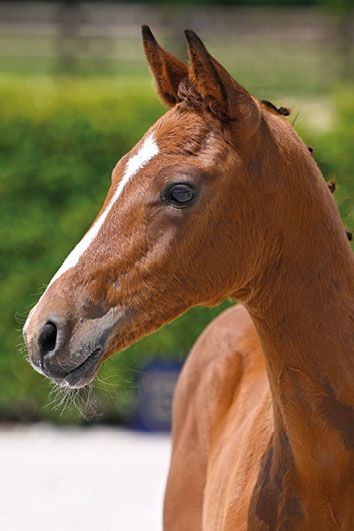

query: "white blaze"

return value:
[48, 133, 159, 287]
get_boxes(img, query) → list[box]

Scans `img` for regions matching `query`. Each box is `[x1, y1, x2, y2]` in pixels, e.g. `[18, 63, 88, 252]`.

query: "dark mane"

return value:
[261, 99, 290, 117]
[177, 78, 207, 112]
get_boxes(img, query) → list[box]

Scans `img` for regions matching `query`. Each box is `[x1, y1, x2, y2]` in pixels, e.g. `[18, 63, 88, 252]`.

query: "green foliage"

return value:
[309, 88, 354, 234]
[0, 76, 352, 424]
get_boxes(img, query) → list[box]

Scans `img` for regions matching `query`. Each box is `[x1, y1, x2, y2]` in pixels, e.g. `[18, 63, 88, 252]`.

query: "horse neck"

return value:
[243, 155, 354, 486]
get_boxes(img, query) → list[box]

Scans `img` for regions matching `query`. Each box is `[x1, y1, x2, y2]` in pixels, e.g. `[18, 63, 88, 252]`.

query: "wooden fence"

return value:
[0, 2, 353, 91]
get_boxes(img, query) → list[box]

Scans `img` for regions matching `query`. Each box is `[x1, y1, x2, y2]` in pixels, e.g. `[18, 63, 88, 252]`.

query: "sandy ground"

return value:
[0, 424, 171, 531]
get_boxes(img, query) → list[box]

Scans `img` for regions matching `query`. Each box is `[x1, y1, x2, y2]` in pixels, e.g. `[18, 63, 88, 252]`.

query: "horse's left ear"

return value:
[142, 25, 188, 108]
[184, 30, 260, 135]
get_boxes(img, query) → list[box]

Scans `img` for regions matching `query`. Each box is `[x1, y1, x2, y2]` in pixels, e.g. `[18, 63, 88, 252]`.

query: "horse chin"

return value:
[52, 328, 133, 390]
[50, 346, 105, 389]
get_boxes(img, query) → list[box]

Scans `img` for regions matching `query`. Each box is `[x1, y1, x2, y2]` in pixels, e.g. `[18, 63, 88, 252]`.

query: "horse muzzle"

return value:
[23, 305, 123, 388]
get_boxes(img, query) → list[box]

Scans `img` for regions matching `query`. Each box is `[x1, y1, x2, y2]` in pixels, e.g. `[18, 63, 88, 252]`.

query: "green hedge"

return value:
[0, 76, 352, 423]
[312, 88, 354, 229]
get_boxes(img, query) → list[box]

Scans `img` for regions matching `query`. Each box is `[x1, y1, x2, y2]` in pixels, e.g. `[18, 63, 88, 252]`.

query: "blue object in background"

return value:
[132, 358, 184, 432]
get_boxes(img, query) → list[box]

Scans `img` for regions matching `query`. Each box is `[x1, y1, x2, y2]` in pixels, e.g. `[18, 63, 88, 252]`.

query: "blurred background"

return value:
[0, 0, 353, 529]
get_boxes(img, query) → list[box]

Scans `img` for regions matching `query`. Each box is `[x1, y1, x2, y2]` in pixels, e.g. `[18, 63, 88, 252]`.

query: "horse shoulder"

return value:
[164, 303, 265, 530]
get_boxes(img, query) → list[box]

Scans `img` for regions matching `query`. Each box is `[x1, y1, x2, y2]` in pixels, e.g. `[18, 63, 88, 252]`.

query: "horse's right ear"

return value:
[142, 25, 188, 108]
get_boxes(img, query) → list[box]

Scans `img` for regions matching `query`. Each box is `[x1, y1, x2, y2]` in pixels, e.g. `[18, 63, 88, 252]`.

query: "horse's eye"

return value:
[162, 183, 197, 207]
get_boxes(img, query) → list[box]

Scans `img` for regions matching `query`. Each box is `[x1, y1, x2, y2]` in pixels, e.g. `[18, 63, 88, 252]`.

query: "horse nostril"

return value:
[38, 321, 58, 357]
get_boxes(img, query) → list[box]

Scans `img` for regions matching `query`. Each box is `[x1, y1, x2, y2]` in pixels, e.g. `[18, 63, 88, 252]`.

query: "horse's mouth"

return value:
[54, 347, 105, 389]
[25, 306, 127, 389]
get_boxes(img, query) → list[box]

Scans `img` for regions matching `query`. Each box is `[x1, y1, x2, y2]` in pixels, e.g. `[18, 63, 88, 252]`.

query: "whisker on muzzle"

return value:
[47, 380, 101, 421]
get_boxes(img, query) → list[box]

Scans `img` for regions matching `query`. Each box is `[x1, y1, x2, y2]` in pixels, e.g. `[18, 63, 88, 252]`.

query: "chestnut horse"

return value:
[23, 27, 354, 530]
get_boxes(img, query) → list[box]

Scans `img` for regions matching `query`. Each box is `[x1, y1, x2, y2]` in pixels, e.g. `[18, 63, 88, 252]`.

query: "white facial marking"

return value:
[48, 133, 159, 287]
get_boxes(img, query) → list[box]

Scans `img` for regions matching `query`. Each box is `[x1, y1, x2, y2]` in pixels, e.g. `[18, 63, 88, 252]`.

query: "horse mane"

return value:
[260, 99, 290, 117]
[177, 78, 208, 113]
